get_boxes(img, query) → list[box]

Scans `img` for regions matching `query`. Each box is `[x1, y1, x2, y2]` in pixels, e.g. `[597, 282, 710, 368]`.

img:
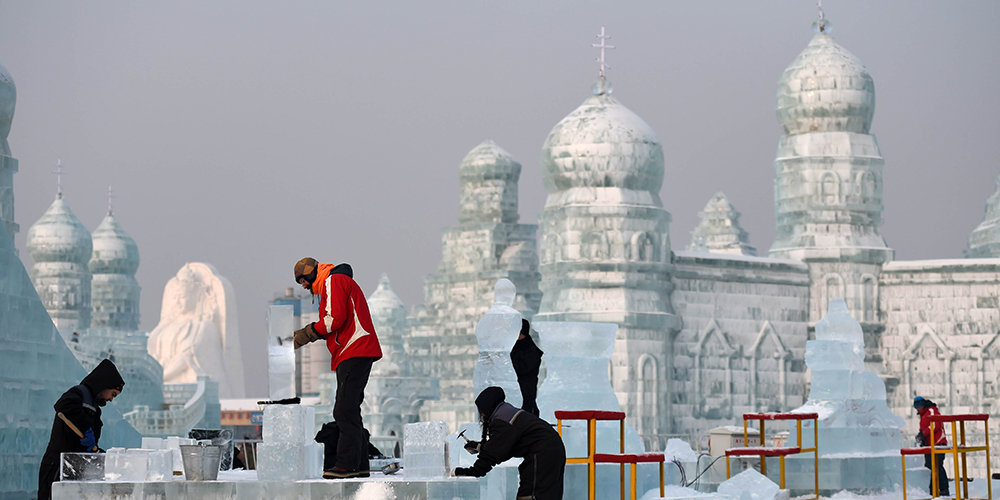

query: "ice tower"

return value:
[534, 33, 679, 441]
[966, 175, 1000, 258]
[687, 192, 757, 256]
[89, 202, 141, 330]
[27, 182, 94, 339]
[0, 61, 17, 244]
[409, 140, 541, 430]
[767, 16, 893, 331]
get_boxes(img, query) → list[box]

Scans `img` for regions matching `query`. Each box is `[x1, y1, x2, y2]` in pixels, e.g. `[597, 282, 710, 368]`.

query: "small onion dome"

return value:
[0, 61, 16, 156]
[541, 85, 664, 193]
[776, 22, 875, 135]
[89, 213, 139, 275]
[459, 140, 522, 224]
[27, 197, 93, 265]
[367, 273, 405, 319]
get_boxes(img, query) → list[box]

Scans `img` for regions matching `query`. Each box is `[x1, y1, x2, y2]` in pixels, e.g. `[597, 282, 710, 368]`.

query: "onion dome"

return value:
[27, 196, 93, 266]
[459, 140, 522, 224]
[89, 213, 139, 275]
[540, 79, 664, 194]
[776, 20, 875, 135]
[0, 61, 14, 156]
[368, 273, 405, 318]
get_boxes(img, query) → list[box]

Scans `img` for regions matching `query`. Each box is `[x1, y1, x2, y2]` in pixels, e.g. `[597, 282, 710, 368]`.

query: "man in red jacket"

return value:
[914, 396, 949, 496]
[293, 258, 382, 479]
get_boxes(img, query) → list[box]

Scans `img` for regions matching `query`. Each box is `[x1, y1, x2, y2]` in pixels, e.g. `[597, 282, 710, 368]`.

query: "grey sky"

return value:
[2, 1, 997, 397]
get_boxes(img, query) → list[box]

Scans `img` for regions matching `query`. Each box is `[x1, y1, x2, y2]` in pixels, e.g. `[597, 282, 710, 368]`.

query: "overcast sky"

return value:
[2, 1, 997, 396]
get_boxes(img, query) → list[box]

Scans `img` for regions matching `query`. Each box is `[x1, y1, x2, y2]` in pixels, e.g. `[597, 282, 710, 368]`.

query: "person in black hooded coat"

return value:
[511, 319, 543, 417]
[453, 387, 566, 500]
[38, 359, 124, 500]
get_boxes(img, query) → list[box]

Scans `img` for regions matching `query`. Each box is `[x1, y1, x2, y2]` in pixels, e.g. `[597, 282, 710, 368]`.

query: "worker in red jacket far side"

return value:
[293, 258, 382, 479]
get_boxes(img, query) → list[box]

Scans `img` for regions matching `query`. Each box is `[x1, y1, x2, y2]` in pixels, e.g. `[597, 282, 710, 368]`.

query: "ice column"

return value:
[267, 305, 296, 400]
[472, 279, 522, 408]
[792, 297, 905, 454]
[256, 404, 323, 480]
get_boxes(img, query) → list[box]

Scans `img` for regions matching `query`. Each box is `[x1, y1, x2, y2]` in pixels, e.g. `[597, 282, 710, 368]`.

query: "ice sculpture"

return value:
[792, 298, 905, 454]
[535, 321, 644, 455]
[472, 279, 523, 408]
[148, 262, 245, 398]
[266, 304, 296, 400]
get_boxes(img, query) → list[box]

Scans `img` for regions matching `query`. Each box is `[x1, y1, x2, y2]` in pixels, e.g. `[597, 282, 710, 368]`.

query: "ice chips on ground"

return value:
[717, 468, 779, 500]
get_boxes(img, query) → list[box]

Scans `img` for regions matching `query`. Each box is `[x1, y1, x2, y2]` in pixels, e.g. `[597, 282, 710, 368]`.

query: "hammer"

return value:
[58, 412, 98, 452]
[456, 429, 471, 443]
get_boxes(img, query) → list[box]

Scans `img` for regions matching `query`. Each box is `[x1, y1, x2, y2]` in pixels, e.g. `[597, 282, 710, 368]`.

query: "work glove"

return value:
[293, 323, 321, 349]
[463, 440, 481, 455]
[452, 467, 475, 477]
[915, 432, 927, 446]
[80, 428, 98, 451]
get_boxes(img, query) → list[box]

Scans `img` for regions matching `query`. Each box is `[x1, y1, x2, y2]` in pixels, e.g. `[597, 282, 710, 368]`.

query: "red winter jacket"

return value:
[309, 263, 382, 370]
[919, 404, 947, 446]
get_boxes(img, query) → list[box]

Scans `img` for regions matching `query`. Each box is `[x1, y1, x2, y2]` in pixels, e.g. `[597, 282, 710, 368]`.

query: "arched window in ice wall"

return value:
[630, 232, 656, 262]
[861, 274, 878, 322]
[821, 172, 840, 205]
[637, 354, 658, 446]
[822, 274, 844, 317]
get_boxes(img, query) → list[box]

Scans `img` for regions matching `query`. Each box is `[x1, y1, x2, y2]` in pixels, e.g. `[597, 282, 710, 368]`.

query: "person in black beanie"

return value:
[38, 359, 124, 500]
[453, 387, 566, 500]
[511, 319, 543, 416]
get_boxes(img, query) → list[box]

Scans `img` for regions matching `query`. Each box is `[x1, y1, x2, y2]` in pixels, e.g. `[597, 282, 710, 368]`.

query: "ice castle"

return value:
[408, 17, 1000, 477]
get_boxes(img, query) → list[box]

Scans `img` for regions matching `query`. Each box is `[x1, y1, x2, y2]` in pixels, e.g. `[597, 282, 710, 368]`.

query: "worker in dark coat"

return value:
[511, 319, 543, 416]
[453, 387, 566, 500]
[38, 359, 124, 500]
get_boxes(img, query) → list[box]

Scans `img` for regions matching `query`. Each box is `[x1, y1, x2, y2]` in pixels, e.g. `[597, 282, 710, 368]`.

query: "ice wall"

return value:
[0, 213, 139, 500]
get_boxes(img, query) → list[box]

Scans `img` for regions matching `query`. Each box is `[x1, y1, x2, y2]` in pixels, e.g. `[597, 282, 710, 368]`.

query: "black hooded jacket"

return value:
[467, 387, 564, 477]
[41, 359, 124, 464]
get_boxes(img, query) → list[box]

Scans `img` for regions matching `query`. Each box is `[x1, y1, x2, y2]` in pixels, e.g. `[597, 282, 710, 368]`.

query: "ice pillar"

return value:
[267, 305, 296, 400]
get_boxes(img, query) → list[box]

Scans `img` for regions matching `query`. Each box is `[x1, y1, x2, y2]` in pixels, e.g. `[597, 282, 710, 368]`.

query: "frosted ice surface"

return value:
[717, 468, 779, 500]
[60, 453, 105, 481]
[266, 305, 296, 400]
[104, 448, 149, 482]
[814, 297, 864, 346]
[255, 442, 307, 481]
[472, 279, 523, 407]
[404, 421, 450, 477]
[663, 438, 698, 463]
[263, 404, 312, 444]
[146, 449, 173, 481]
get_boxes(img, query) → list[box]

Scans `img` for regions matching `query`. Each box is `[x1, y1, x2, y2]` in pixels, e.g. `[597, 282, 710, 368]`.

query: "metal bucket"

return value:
[179, 444, 222, 481]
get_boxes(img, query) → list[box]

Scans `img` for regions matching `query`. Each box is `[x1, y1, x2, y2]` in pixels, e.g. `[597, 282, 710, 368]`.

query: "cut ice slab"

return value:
[717, 468, 779, 500]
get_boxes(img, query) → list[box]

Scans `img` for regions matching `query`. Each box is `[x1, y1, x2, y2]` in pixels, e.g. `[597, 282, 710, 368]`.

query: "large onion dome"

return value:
[0, 61, 15, 156]
[540, 80, 664, 195]
[27, 196, 93, 266]
[89, 213, 139, 275]
[776, 20, 875, 135]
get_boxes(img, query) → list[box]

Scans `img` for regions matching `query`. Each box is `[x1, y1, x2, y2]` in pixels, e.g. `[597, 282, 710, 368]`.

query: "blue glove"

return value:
[80, 428, 97, 451]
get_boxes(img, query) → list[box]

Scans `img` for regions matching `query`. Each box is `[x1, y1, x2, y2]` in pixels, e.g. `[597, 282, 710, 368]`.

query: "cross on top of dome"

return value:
[52, 159, 66, 199]
[592, 26, 614, 79]
[814, 0, 832, 34]
[106, 185, 116, 215]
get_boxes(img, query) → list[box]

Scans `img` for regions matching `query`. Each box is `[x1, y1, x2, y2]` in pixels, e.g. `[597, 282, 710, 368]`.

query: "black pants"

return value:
[516, 442, 566, 500]
[333, 356, 373, 472]
[925, 451, 949, 496]
[38, 460, 58, 500]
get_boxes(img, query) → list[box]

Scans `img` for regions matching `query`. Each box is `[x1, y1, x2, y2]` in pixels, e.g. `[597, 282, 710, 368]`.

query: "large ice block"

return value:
[104, 448, 149, 482]
[266, 305, 296, 400]
[256, 442, 306, 481]
[263, 404, 313, 444]
[403, 421, 450, 478]
[717, 468, 779, 500]
[472, 279, 523, 408]
[59, 453, 105, 481]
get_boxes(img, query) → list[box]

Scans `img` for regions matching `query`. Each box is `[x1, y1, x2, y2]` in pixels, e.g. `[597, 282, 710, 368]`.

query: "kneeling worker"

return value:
[453, 386, 566, 500]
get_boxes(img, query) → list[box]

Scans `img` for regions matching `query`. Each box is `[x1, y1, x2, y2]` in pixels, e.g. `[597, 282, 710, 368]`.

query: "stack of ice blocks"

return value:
[103, 447, 174, 481]
[256, 404, 324, 480]
[404, 421, 450, 478]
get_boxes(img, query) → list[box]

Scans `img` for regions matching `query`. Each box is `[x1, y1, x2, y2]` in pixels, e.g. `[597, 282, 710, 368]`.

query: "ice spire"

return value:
[966, 174, 1000, 258]
[813, 0, 832, 34]
[591, 26, 614, 96]
[53, 159, 66, 199]
[106, 185, 115, 215]
[687, 192, 756, 256]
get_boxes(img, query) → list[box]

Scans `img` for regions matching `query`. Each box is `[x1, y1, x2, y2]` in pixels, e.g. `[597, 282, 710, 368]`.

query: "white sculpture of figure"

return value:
[148, 263, 245, 398]
[472, 279, 522, 409]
